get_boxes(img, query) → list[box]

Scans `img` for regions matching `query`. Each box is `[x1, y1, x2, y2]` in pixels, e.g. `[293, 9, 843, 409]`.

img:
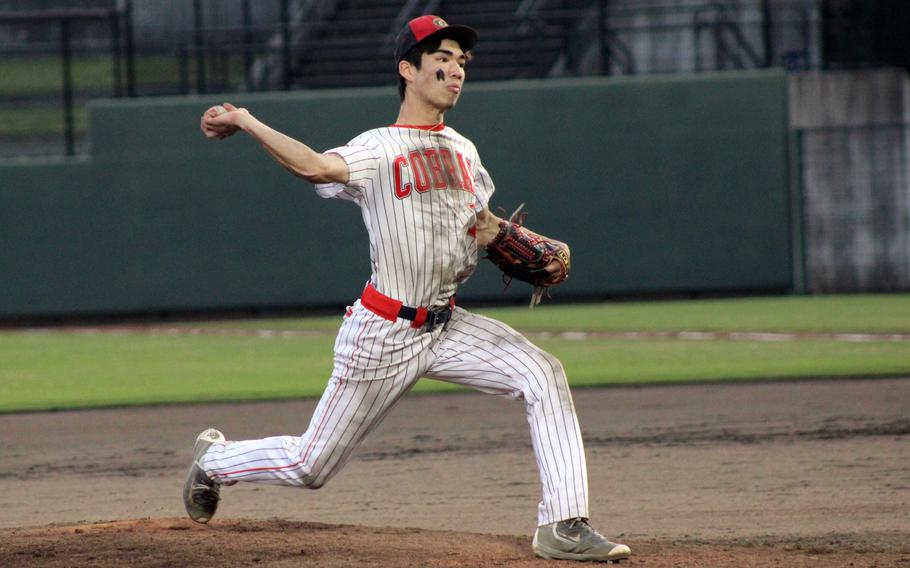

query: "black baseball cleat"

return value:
[182, 428, 225, 523]
[533, 518, 631, 563]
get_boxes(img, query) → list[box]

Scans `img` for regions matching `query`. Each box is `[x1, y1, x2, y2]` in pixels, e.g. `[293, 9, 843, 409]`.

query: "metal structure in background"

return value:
[163, 0, 823, 91]
[1, 0, 828, 159]
[3, 0, 910, 158]
[0, 6, 132, 155]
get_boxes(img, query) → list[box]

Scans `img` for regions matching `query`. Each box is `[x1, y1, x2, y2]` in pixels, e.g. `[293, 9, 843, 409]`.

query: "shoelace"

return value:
[191, 482, 220, 507]
[561, 518, 605, 540]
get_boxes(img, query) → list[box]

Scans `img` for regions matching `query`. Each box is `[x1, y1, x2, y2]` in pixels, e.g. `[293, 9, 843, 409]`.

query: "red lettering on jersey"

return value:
[456, 152, 475, 193]
[393, 155, 411, 199]
[439, 149, 461, 190]
[423, 149, 447, 189]
[408, 150, 431, 193]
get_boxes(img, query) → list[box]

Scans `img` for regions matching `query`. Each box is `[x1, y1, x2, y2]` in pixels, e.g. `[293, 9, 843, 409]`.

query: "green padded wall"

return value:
[0, 70, 790, 318]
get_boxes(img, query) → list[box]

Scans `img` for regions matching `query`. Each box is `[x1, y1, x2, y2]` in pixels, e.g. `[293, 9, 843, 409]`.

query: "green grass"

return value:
[1, 329, 907, 413]
[532, 337, 910, 386]
[190, 294, 910, 334]
[1, 294, 908, 413]
[0, 54, 246, 135]
[0, 56, 116, 95]
[0, 107, 87, 134]
[0, 332, 334, 412]
[0, 54, 248, 96]
[477, 294, 910, 333]
[0, 54, 202, 96]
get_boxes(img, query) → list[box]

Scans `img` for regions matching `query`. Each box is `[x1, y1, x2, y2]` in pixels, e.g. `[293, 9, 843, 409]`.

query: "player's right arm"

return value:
[200, 103, 348, 185]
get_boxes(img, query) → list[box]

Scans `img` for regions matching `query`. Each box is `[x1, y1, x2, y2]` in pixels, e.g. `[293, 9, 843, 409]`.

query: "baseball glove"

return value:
[485, 204, 571, 307]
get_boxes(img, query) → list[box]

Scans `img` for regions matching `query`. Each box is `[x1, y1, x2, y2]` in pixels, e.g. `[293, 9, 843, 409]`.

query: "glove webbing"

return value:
[495, 203, 549, 308]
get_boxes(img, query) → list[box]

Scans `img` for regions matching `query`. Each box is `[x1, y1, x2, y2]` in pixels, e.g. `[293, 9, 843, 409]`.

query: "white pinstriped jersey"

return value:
[315, 124, 495, 307]
[199, 122, 591, 529]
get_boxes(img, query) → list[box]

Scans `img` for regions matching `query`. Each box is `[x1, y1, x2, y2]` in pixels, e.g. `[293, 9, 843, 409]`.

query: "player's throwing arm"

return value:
[201, 102, 348, 185]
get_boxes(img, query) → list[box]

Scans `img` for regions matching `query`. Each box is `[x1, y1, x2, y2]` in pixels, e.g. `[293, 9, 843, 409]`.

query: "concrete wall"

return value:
[789, 68, 910, 292]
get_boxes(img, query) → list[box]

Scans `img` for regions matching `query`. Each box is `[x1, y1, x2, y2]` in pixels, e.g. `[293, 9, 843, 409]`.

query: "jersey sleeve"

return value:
[471, 153, 495, 211]
[314, 142, 379, 201]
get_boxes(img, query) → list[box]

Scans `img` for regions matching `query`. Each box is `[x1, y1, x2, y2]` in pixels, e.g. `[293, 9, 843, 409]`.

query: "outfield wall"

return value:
[0, 71, 791, 318]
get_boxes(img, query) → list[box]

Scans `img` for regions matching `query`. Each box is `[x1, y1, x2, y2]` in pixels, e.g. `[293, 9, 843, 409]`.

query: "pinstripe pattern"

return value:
[425, 308, 588, 524]
[315, 126, 492, 307]
[200, 124, 589, 527]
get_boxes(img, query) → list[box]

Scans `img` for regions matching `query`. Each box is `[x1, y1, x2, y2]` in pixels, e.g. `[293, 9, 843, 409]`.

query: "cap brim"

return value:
[423, 24, 478, 53]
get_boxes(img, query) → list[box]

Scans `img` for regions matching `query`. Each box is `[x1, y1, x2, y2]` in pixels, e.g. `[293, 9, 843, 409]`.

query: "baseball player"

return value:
[186, 15, 630, 563]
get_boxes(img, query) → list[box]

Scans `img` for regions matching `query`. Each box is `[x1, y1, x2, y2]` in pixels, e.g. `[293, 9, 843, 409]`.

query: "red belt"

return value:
[361, 283, 455, 330]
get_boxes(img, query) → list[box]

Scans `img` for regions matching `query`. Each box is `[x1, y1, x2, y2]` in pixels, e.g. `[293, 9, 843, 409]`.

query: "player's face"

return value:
[414, 38, 467, 111]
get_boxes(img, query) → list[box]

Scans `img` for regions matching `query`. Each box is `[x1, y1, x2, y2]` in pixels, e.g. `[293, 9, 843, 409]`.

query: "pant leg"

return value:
[424, 308, 589, 526]
[202, 302, 434, 488]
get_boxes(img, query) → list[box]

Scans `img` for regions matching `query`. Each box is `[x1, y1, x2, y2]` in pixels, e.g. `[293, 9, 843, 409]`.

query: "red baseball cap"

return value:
[394, 15, 478, 62]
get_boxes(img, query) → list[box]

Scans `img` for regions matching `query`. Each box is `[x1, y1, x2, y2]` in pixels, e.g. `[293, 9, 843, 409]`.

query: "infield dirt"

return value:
[1, 378, 907, 567]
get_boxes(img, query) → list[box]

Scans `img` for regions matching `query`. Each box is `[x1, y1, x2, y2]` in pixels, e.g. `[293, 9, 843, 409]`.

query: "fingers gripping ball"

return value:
[485, 213, 571, 307]
[202, 103, 241, 140]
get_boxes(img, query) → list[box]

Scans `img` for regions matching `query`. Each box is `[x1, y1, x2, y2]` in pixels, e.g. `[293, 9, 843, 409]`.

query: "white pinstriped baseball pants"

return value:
[201, 301, 589, 526]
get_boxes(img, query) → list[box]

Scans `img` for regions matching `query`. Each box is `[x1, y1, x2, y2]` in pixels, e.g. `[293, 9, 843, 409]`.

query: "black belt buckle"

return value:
[425, 305, 453, 332]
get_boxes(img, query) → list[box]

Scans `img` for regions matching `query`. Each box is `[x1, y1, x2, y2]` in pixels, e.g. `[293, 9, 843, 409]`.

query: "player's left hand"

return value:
[485, 217, 572, 307]
[542, 241, 570, 285]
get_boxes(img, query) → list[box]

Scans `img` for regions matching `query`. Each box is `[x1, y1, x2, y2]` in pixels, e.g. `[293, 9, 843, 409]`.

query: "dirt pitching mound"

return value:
[1, 518, 905, 568]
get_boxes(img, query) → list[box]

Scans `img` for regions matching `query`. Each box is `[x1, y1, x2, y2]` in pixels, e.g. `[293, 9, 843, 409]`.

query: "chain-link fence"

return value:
[0, 1, 296, 158]
[796, 123, 910, 292]
[0, 8, 124, 156]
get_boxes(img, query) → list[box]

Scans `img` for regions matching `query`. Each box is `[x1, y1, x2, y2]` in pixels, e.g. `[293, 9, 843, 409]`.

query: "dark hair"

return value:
[397, 38, 442, 101]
